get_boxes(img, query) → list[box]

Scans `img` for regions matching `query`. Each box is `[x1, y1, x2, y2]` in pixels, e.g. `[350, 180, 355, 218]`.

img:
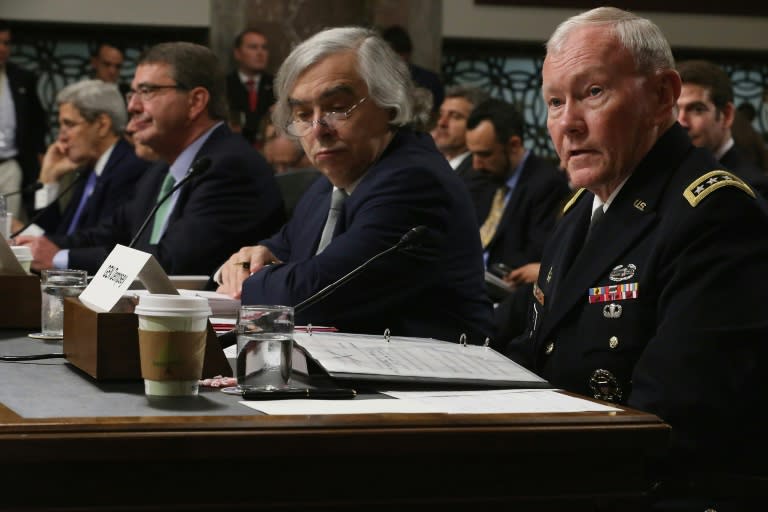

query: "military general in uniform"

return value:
[505, 7, 768, 509]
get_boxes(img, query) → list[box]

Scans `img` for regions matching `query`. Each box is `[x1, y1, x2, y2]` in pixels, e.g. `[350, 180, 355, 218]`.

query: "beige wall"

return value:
[0, 0, 210, 27]
[3, 0, 768, 52]
[443, 0, 768, 51]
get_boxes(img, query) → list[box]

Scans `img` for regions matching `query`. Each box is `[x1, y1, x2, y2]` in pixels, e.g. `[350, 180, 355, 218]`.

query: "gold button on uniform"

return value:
[609, 336, 619, 349]
[544, 341, 554, 355]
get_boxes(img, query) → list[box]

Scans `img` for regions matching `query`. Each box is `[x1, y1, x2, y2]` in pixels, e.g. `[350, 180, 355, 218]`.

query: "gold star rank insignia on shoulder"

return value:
[684, 170, 755, 207]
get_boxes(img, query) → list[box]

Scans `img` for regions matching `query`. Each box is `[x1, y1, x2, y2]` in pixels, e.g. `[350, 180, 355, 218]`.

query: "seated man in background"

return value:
[464, 98, 569, 273]
[90, 42, 129, 96]
[507, 7, 768, 508]
[17, 42, 285, 277]
[676, 59, 768, 198]
[217, 27, 494, 343]
[18, 79, 148, 237]
[264, 132, 320, 219]
[431, 84, 489, 177]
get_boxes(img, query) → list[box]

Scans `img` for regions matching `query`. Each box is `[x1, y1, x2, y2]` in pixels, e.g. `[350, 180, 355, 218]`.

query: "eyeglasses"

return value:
[125, 83, 188, 104]
[285, 97, 367, 137]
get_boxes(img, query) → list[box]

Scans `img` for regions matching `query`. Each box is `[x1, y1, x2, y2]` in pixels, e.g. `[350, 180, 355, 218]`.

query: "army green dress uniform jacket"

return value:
[506, 123, 768, 493]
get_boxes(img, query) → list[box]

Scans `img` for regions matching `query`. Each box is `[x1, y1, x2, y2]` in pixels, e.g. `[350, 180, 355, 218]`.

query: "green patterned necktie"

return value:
[149, 172, 176, 244]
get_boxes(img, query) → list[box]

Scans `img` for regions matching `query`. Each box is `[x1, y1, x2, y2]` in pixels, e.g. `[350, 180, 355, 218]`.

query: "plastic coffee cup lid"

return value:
[11, 246, 32, 260]
[134, 293, 212, 317]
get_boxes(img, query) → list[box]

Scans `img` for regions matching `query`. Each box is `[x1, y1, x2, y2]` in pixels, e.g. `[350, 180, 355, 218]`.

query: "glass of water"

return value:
[40, 269, 88, 338]
[235, 305, 294, 392]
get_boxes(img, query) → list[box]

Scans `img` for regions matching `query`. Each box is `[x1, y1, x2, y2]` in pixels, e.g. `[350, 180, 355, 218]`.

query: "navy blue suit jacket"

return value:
[37, 138, 150, 235]
[48, 124, 285, 276]
[241, 128, 494, 343]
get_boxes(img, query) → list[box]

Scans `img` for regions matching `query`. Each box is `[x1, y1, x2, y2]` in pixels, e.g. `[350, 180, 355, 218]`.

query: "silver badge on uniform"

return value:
[609, 264, 636, 282]
[589, 369, 623, 403]
[603, 303, 622, 319]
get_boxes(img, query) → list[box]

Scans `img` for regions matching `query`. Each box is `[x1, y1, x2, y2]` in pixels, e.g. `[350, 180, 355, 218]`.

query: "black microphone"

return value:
[10, 173, 85, 238]
[3, 181, 44, 198]
[128, 156, 212, 248]
[294, 225, 428, 314]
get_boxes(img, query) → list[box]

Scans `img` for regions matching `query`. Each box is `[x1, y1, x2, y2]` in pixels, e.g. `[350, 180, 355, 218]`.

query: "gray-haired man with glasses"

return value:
[216, 26, 493, 343]
[18, 41, 285, 277]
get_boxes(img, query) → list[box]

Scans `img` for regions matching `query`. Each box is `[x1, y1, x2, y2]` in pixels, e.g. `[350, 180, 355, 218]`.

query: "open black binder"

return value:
[293, 331, 551, 389]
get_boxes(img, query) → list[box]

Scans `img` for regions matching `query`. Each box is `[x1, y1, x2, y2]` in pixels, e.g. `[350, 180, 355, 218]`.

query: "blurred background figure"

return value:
[20, 79, 148, 237]
[0, 19, 47, 222]
[381, 25, 444, 120]
[733, 102, 768, 173]
[676, 59, 768, 195]
[225, 28, 275, 148]
[263, 133, 319, 220]
[432, 85, 489, 177]
[89, 42, 129, 96]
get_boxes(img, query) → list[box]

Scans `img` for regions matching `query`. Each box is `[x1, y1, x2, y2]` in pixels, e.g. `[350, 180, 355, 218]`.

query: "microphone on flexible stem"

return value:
[294, 225, 428, 314]
[3, 181, 44, 198]
[10, 174, 85, 238]
[216, 226, 428, 350]
[128, 156, 212, 248]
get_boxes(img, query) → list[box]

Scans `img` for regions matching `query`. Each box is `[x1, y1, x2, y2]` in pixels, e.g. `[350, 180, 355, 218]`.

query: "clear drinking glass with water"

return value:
[235, 305, 294, 391]
[40, 269, 88, 337]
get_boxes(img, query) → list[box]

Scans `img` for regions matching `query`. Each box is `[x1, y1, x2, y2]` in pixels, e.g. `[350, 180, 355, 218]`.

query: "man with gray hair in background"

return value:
[217, 26, 493, 343]
[17, 42, 283, 276]
[431, 84, 489, 177]
[19, 79, 149, 237]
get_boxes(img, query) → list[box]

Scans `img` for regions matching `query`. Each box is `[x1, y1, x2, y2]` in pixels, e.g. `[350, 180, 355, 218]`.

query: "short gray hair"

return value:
[139, 41, 228, 121]
[444, 85, 490, 109]
[272, 26, 426, 133]
[546, 7, 675, 75]
[56, 79, 127, 134]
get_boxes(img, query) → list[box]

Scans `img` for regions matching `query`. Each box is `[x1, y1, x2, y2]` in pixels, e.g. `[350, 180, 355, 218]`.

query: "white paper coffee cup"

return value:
[135, 294, 212, 397]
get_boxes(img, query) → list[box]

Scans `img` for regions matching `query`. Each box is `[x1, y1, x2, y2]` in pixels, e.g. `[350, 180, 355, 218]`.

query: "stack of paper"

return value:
[179, 289, 240, 316]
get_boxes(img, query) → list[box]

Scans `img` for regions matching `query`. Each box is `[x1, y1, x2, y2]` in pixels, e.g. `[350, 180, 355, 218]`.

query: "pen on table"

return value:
[242, 388, 357, 400]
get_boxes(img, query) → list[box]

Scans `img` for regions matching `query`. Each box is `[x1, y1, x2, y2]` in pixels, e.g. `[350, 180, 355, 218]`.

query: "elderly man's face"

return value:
[287, 51, 393, 189]
[57, 103, 105, 165]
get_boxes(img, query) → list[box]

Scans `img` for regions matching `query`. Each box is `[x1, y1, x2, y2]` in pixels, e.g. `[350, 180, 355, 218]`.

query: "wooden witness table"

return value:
[0, 331, 670, 511]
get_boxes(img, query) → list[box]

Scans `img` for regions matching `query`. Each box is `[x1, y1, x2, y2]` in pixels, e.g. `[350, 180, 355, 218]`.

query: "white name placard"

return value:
[79, 244, 176, 312]
[0, 236, 27, 276]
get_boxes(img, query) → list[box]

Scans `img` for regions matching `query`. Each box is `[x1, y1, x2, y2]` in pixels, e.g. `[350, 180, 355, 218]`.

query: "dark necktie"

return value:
[316, 188, 347, 254]
[586, 205, 605, 242]
[66, 171, 98, 235]
[245, 78, 258, 112]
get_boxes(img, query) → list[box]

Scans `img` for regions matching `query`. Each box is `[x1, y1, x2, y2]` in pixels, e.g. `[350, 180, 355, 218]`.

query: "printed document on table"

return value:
[240, 389, 621, 415]
[293, 332, 549, 387]
[381, 389, 622, 414]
